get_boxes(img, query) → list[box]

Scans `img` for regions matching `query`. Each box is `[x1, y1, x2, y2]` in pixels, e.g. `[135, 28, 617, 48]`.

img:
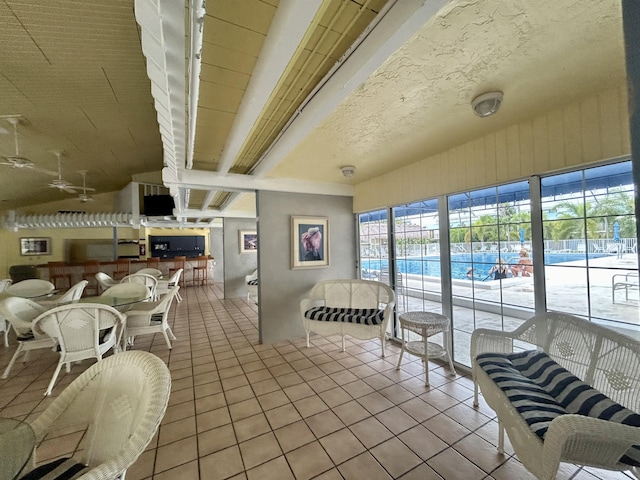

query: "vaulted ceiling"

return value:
[0, 0, 626, 225]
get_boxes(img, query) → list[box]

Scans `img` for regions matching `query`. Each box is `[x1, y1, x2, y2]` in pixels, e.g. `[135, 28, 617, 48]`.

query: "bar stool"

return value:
[48, 262, 72, 290]
[113, 258, 131, 281]
[396, 311, 456, 386]
[168, 256, 186, 287]
[82, 260, 101, 296]
[146, 257, 160, 270]
[192, 256, 208, 286]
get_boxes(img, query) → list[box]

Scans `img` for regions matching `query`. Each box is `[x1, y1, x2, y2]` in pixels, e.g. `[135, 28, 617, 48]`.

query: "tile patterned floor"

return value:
[0, 283, 635, 480]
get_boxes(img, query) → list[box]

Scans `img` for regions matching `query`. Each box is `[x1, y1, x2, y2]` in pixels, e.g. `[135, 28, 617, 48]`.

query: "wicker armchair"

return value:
[0, 297, 53, 378]
[125, 285, 180, 349]
[33, 303, 126, 396]
[25, 351, 170, 480]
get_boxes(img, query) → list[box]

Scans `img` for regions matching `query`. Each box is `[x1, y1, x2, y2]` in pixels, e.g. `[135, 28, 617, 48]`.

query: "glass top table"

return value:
[0, 418, 35, 480]
[77, 293, 150, 311]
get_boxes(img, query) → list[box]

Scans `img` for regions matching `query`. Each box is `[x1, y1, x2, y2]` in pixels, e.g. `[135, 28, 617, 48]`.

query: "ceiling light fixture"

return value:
[341, 165, 356, 178]
[471, 91, 503, 118]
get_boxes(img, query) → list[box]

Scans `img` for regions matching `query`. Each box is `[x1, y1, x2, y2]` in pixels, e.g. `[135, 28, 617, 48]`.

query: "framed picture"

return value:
[239, 230, 258, 253]
[292, 216, 329, 269]
[20, 237, 51, 256]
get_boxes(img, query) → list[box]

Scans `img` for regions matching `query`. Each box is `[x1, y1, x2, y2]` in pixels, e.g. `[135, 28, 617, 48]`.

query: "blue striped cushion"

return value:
[477, 350, 640, 466]
[304, 307, 385, 325]
[19, 457, 88, 479]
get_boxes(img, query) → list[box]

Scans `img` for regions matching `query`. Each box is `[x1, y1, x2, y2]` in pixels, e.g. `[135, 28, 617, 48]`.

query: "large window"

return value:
[541, 162, 637, 333]
[358, 160, 638, 370]
[448, 181, 533, 366]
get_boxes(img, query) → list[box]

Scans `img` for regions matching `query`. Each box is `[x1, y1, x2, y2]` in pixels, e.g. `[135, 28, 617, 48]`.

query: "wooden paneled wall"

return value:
[354, 85, 630, 212]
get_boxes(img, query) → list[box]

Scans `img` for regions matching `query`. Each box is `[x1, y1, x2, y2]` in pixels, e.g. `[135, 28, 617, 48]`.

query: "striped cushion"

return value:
[304, 307, 385, 325]
[247, 279, 258, 285]
[477, 350, 640, 466]
[19, 457, 88, 480]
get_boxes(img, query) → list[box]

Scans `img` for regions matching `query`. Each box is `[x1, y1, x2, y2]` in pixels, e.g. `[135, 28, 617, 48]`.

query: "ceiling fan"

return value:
[77, 170, 94, 202]
[0, 117, 56, 175]
[0, 117, 33, 168]
[47, 151, 96, 194]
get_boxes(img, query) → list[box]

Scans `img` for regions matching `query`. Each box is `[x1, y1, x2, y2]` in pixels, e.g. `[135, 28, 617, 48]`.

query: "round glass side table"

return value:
[395, 311, 457, 386]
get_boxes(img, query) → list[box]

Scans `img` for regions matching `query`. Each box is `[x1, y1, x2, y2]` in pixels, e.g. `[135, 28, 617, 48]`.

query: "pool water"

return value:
[361, 252, 603, 281]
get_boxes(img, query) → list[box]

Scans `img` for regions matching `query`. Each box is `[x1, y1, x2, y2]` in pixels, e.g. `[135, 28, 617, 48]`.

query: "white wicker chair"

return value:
[38, 280, 89, 307]
[156, 268, 183, 302]
[25, 351, 171, 480]
[120, 273, 158, 301]
[33, 303, 126, 396]
[245, 269, 258, 302]
[0, 297, 53, 378]
[0, 278, 12, 292]
[94, 272, 118, 294]
[0, 279, 13, 347]
[135, 267, 162, 278]
[125, 285, 180, 349]
[471, 312, 640, 480]
[300, 279, 395, 356]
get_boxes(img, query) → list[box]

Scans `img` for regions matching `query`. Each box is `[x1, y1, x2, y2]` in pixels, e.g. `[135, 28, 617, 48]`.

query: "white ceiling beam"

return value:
[176, 208, 256, 219]
[216, 0, 323, 174]
[135, 0, 186, 180]
[200, 190, 217, 210]
[251, 0, 447, 177]
[164, 168, 354, 196]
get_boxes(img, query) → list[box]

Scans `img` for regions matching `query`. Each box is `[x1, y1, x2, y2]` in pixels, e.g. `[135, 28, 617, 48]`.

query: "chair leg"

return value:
[2, 343, 24, 378]
[167, 327, 177, 341]
[161, 330, 173, 349]
[2, 326, 7, 348]
[45, 361, 64, 396]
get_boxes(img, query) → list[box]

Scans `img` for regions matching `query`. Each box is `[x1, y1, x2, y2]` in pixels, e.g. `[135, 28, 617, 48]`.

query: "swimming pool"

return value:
[361, 252, 604, 281]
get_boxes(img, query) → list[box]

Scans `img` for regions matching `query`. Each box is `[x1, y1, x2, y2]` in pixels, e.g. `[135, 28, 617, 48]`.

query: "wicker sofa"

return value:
[471, 312, 640, 480]
[300, 279, 395, 357]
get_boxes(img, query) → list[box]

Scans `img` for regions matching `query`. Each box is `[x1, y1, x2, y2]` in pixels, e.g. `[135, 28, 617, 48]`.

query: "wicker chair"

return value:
[33, 303, 126, 396]
[300, 279, 395, 357]
[120, 273, 158, 301]
[471, 312, 640, 479]
[113, 258, 131, 281]
[168, 256, 186, 287]
[125, 285, 180, 349]
[24, 351, 170, 480]
[94, 273, 118, 294]
[156, 268, 183, 302]
[0, 297, 53, 378]
[38, 280, 89, 307]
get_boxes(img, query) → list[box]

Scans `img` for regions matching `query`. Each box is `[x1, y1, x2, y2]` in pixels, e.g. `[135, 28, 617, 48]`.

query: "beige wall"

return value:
[354, 85, 630, 212]
[0, 226, 212, 279]
[0, 226, 140, 279]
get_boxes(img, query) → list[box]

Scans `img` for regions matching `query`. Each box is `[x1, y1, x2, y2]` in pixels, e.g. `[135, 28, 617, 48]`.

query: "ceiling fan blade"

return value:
[35, 167, 60, 177]
[63, 186, 78, 194]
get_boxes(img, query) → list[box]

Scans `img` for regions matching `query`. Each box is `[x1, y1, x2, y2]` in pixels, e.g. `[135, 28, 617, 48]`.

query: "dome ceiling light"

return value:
[340, 165, 356, 178]
[471, 91, 503, 118]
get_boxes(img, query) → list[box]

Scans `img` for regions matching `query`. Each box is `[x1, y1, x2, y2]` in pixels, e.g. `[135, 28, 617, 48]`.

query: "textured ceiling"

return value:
[0, 0, 627, 221]
[0, 0, 161, 210]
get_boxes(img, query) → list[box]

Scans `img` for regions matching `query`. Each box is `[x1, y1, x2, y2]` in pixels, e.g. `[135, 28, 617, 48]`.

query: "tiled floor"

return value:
[0, 283, 635, 480]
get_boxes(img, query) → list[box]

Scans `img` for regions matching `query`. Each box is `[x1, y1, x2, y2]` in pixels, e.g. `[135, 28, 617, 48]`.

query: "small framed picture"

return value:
[20, 237, 52, 256]
[291, 216, 329, 269]
[239, 230, 258, 253]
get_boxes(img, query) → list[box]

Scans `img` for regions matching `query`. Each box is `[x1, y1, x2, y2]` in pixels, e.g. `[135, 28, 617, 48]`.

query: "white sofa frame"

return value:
[471, 311, 640, 480]
[300, 279, 395, 357]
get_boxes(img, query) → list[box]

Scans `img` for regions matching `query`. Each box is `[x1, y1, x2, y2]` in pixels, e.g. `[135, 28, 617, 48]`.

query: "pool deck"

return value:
[390, 252, 640, 367]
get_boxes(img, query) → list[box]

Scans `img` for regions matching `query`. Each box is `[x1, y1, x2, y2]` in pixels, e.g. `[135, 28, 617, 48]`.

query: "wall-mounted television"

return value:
[143, 195, 175, 216]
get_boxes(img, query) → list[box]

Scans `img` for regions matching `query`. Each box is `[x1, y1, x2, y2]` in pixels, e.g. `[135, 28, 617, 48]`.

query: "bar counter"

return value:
[34, 257, 214, 286]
